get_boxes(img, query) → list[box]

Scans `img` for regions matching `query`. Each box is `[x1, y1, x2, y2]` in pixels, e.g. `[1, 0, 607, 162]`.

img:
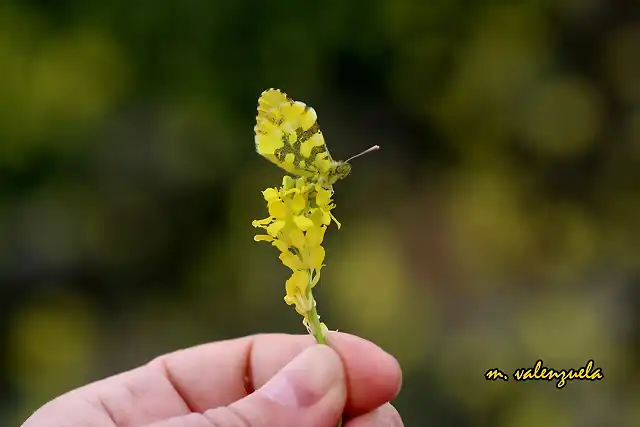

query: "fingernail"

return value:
[259, 345, 343, 407]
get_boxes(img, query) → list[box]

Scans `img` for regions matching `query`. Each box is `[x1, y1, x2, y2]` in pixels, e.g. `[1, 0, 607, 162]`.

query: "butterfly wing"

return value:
[255, 89, 334, 178]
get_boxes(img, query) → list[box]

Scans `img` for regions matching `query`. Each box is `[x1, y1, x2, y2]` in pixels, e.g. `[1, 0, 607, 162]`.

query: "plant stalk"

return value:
[305, 290, 342, 427]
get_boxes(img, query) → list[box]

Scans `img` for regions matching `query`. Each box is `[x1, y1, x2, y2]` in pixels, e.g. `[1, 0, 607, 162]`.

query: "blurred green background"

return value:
[1, 0, 639, 425]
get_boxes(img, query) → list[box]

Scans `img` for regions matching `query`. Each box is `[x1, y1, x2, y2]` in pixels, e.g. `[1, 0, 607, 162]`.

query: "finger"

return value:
[149, 332, 401, 415]
[344, 403, 404, 427]
[144, 345, 346, 427]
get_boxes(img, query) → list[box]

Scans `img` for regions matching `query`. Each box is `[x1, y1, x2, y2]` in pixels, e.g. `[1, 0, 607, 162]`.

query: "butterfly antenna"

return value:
[345, 145, 380, 163]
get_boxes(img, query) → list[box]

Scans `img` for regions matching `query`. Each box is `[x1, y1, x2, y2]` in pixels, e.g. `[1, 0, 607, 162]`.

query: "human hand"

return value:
[22, 333, 403, 427]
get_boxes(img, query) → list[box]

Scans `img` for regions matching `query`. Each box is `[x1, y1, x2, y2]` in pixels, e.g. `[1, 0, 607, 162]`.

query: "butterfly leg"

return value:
[314, 176, 334, 195]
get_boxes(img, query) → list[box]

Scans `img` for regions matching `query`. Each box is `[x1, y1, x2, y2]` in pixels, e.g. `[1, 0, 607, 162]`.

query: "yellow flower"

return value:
[252, 177, 340, 331]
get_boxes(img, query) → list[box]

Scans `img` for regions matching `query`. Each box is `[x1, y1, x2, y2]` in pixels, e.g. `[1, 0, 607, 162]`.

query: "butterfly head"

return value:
[328, 161, 352, 184]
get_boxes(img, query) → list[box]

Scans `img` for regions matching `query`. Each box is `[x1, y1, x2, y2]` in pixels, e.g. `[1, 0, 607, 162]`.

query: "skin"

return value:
[22, 333, 403, 427]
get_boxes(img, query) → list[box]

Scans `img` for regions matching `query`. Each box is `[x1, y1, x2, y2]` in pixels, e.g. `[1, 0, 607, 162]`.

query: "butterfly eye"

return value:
[337, 163, 351, 176]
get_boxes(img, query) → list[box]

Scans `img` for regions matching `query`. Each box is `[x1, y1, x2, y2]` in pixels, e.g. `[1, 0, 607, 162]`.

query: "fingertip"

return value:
[326, 333, 403, 414]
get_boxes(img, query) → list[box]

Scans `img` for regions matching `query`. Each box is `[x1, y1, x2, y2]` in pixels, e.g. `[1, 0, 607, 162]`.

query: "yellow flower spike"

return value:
[254, 89, 379, 427]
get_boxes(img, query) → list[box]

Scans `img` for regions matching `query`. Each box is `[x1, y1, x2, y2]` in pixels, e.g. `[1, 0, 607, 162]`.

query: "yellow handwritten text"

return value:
[485, 368, 509, 381]
[512, 359, 603, 389]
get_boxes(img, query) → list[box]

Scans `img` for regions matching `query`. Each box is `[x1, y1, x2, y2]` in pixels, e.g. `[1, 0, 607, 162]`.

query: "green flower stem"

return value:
[305, 289, 342, 427]
[306, 295, 327, 345]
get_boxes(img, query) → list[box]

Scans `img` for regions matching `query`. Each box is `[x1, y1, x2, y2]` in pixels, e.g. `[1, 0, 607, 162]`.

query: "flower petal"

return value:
[282, 175, 295, 190]
[316, 186, 332, 207]
[268, 200, 287, 218]
[290, 194, 306, 214]
[284, 294, 297, 307]
[307, 245, 325, 269]
[305, 224, 326, 247]
[283, 187, 300, 197]
[252, 217, 272, 228]
[293, 215, 314, 231]
[285, 270, 309, 297]
[262, 188, 280, 202]
[279, 251, 304, 271]
[295, 177, 308, 191]
[267, 220, 285, 237]
[321, 210, 331, 225]
[272, 239, 289, 253]
[289, 228, 306, 249]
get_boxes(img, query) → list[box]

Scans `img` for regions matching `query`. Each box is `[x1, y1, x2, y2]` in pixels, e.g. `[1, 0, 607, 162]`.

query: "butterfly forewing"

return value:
[255, 89, 334, 179]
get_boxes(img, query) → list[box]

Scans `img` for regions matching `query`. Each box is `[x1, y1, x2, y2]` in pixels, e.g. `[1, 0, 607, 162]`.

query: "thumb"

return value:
[147, 344, 347, 427]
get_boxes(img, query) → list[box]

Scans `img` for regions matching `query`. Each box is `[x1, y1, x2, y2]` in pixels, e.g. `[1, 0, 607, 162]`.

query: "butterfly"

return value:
[254, 88, 378, 192]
